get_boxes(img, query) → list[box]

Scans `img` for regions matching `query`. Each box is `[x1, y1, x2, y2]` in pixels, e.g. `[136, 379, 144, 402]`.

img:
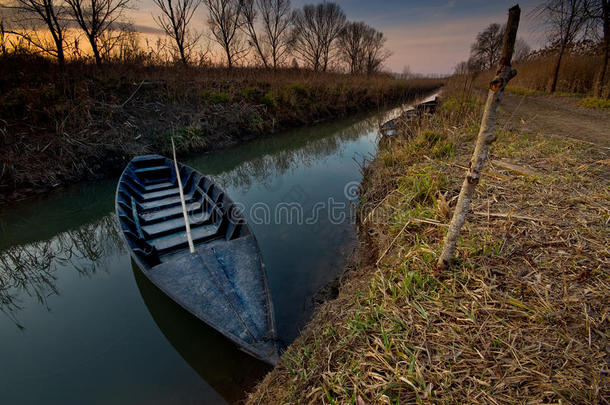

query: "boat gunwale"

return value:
[115, 154, 279, 365]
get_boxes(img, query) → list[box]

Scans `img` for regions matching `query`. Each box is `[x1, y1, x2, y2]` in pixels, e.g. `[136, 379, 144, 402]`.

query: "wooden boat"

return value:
[115, 155, 279, 365]
[380, 95, 440, 136]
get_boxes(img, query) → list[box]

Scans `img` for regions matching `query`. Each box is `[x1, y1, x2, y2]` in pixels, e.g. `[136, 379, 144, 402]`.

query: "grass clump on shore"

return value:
[247, 83, 609, 404]
[578, 96, 610, 109]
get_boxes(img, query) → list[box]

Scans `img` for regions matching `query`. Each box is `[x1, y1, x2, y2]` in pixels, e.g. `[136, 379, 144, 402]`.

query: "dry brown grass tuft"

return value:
[247, 83, 609, 404]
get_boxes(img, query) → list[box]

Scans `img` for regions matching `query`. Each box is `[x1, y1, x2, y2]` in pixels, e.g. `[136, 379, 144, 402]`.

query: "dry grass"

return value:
[0, 53, 442, 204]
[475, 53, 608, 97]
[579, 97, 610, 109]
[247, 82, 609, 404]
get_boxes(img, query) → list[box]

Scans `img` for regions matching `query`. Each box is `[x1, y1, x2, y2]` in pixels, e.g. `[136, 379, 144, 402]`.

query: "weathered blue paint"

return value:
[115, 155, 280, 365]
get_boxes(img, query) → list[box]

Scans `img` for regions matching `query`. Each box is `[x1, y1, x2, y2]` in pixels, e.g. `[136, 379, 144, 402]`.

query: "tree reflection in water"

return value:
[132, 261, 270, 404]
[190, 110, 390, 192]
[0, 214, 122, 327]
[0, 103, 402, 329]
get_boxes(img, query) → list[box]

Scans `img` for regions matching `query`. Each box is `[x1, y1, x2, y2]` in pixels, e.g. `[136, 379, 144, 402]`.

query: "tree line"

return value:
[456, 0, 609, 97]
[0, 0, 391, 73]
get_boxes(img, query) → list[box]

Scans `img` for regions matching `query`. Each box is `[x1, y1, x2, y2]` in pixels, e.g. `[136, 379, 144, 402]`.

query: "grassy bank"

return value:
[0, 54, 442, 205]
[247, 84, 609, 403]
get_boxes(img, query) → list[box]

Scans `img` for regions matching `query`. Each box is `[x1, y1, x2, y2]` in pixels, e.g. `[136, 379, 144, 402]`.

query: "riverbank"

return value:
[247, 83, 609, 403]
[1, 104, 400, 403]
[0, 54, 441, 205]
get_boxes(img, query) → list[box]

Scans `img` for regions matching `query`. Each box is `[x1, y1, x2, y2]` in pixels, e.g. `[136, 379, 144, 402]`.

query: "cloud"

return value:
[131, 24, 165, 35]
[381, 4, 544, 74]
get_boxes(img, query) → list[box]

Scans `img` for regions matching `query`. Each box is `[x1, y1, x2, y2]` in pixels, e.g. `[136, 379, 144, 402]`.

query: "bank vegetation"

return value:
[0, 53, 441, 204]
[247, 80, 609, 404]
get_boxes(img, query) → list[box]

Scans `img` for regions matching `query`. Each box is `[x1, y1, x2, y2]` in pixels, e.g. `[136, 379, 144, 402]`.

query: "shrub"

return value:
[199, 90, 232, 104]
[262, 92, 278, 108]
[240, 87, 263, 101]
[288, 82, 308, 97]
[475, 52, 604, 95]
[578, 97, 610, 109]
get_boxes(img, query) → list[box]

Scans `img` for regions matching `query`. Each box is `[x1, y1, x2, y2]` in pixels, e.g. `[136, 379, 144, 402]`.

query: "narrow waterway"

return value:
[0, 100, 419, 404]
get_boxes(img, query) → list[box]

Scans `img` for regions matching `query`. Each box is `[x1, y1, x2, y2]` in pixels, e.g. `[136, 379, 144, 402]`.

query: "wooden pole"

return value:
[437, 5, 521, 269]
[171, 138, 195, 254]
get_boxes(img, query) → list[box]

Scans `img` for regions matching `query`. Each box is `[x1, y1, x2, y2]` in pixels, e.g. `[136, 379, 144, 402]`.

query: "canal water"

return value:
[0, 103, 412, 404]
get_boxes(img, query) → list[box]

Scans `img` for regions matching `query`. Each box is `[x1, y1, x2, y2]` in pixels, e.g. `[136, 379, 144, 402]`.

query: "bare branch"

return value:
[153, 0, 202, 65]
[290, 1, 345, 71]
[204, 0, 246, 68]
[438, 6, 521, 269]
[65, 0, 133, 65]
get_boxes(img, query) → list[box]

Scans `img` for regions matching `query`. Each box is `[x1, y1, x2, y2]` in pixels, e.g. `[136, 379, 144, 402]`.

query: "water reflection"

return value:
[189, 112, 388, 193]
[132, 261, 270, 404]
[0, 99, 420, 404]
[0, 214, 122, 327]
[0, 108, 392, 330]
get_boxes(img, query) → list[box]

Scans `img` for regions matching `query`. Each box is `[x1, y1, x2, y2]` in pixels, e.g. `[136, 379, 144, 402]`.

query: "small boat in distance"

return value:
[380, 93, 440, 136]
[115, 155, 279, 365]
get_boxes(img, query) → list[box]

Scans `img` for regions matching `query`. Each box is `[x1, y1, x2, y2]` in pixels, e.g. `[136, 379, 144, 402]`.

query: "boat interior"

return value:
[116, 155, 250, 268]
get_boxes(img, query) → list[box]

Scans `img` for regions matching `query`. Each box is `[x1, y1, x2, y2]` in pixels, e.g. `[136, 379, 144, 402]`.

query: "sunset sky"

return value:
[128, 0, 545, 75]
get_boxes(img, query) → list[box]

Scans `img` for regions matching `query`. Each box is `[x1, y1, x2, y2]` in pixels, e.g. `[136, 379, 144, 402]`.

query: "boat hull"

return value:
[115, 155, 279, 365]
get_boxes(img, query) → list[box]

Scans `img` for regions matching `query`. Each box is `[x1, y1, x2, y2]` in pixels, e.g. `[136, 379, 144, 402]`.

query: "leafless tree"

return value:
[470, 23, 531, 68]
[338, 21, 390, 74]
[470, 23, 504, 70]
[258, 0, 291, 68]
[337, 21, 367, 73]
[1, 0, 69, 66]
[153, 0, 202, 65]
[400, 65, 412, 79]
[65, 0, 132, 65]
[240, 0, 267, 66]
[291, 1, 346, 71]
[361, 25, 390, 74]
[585, 0, 609, 96]
[532, 0, 591, 92]
[204, 0, 245, 68]
[514, 37, 531, 61]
